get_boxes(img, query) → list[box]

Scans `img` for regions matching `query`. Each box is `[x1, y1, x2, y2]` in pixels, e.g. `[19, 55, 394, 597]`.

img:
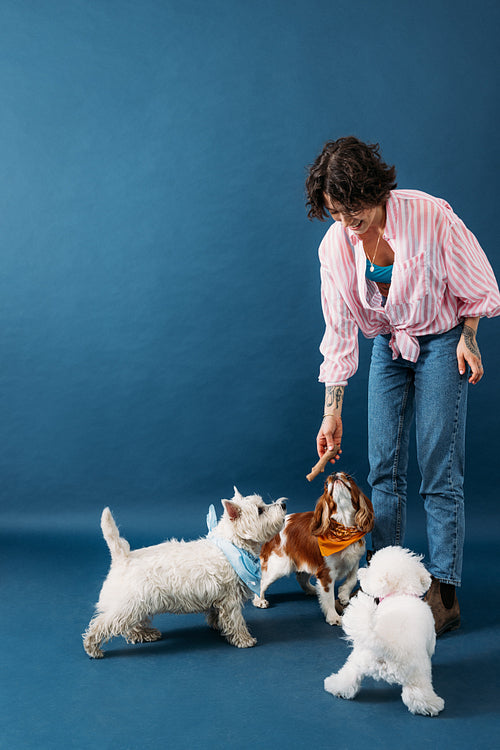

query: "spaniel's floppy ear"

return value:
[353, 486, 375, 533]
[311, 479, 336, 536]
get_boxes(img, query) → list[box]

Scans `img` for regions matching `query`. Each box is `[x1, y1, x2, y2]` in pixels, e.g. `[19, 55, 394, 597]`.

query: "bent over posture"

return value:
[305, 136, 500, 635]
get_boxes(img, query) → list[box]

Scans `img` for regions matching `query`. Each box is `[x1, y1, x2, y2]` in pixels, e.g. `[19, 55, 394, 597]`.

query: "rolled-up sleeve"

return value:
[445, 220, 500, 319]
[318, 260, 359, 386]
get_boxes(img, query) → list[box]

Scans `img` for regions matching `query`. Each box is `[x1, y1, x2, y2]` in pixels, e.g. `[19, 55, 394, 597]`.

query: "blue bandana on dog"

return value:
[206, 504, 261, 596]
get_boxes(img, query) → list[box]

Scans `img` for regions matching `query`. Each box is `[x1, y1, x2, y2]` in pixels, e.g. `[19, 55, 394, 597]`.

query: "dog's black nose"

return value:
[279, 500, 287, 511]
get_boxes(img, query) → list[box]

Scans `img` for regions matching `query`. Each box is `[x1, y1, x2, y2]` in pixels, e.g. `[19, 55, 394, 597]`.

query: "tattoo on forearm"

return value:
[325, 386, 344, 411]
[462, 325, 481, 358]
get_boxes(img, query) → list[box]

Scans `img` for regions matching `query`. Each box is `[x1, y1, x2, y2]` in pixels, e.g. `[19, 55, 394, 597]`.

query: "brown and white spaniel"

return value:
[253, 473, 374, 625]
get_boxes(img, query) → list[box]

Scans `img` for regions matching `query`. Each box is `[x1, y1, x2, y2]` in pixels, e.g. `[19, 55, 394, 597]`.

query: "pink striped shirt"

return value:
[319, 189, 500, 385]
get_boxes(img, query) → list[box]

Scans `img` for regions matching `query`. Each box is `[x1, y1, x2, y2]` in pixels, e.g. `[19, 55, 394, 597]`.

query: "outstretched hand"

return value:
[316, 414, 343, 463]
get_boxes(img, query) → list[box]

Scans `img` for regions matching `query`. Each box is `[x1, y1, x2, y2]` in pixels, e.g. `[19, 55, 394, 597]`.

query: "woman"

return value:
[305, 136, 500, 635]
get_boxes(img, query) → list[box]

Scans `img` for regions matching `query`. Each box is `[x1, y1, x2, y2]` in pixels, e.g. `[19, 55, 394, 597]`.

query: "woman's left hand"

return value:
[457, 322, 483, 384]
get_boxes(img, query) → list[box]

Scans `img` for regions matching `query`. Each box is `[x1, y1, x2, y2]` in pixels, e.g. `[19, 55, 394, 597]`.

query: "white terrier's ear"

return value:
[233, 486, 243, 501]
[223, 499, 241, 521]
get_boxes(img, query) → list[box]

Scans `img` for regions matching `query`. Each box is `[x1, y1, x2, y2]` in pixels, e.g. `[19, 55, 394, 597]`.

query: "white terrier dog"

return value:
[253, 473, 374, 626]
[324, 546, 445, 716]
[83, 489, 286, 658]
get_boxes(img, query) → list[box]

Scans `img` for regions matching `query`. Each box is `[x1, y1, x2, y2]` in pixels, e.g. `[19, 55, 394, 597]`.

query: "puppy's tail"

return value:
[101, 507, 130, 560]
[341, 592, 378, 645]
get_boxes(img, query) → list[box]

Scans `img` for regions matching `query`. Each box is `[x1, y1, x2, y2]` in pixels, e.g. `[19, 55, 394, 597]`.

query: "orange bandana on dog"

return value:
[316, 520, 366, 557]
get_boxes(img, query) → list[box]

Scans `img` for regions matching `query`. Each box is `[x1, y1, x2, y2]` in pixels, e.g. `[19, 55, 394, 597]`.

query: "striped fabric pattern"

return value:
[318, 190, 500, 385]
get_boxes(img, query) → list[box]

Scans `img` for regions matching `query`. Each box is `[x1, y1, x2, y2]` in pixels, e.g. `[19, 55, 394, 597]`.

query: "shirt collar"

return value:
[383, 191, 397, 239]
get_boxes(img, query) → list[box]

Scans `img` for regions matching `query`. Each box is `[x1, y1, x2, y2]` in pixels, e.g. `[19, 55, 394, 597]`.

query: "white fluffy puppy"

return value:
[324, 546, 444, 716]
[83, 489, 286, 658]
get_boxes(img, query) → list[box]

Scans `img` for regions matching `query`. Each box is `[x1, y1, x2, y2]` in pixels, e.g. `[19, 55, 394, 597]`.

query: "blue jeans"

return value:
[368, 324, 468, 586]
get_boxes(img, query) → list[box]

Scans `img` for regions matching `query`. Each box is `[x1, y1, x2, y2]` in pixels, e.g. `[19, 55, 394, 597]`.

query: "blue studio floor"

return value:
[1, 507, 499, 750]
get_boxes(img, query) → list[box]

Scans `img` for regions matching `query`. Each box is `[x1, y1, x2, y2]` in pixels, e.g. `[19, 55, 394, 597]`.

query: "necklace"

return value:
[367, 230, 383, 273]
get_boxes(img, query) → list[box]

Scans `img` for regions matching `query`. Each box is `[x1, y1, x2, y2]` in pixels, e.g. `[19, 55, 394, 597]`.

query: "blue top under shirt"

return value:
[365, 258, 393, 283]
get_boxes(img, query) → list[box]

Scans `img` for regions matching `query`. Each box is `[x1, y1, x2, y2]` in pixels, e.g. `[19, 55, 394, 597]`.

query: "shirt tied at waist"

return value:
[389, 328, 421, 363]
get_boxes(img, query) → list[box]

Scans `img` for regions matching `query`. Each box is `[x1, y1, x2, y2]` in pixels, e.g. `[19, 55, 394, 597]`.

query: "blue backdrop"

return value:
[2, 4, 500, 749]
[1, 0, 499, 531]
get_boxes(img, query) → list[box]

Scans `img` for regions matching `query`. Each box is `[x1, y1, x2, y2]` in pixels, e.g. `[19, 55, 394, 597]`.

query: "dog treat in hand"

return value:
[306, 446, 341, 482]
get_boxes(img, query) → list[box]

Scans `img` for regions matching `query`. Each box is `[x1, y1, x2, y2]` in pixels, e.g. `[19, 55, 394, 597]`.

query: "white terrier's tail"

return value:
[101, 507, 130, 560]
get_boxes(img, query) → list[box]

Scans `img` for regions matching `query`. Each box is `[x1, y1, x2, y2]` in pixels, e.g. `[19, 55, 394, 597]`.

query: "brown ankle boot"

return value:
[424, 576, 460, 636]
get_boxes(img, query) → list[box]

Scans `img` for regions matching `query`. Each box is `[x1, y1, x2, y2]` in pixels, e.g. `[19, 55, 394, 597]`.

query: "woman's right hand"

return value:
[316, 415, 343, 463]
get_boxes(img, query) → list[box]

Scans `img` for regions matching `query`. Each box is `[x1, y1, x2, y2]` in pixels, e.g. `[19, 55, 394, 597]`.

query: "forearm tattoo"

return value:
[325, 385, 344, 412]
[462, 324, 481, 358]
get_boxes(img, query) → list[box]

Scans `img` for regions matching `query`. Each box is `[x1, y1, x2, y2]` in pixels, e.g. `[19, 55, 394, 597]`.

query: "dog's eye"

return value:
[258, 507, 264, 515]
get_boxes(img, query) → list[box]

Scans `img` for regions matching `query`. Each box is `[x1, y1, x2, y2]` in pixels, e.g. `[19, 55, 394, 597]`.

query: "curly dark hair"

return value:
[305, 136, 397, 221]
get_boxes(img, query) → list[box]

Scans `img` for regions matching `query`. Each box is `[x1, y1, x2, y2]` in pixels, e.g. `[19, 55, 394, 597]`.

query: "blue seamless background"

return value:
[1, 4, 500, 749]
[0, 0, 498, 532]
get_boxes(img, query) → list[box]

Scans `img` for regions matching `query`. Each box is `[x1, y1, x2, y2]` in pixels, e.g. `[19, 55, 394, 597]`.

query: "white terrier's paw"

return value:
[230, 633, 257, 648]
[324, 673, 357, 699]
[82, 633, 105, 659]
[84, 644, 104, 659]
[252, 595, 270, 609]
[126, 626, 162, 644]
[141, 628, 163, 643]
